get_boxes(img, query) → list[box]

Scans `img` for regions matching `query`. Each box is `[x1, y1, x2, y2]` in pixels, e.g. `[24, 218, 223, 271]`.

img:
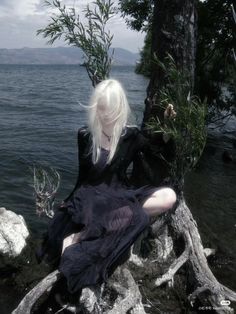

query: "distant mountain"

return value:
[0, 47, 139, 65]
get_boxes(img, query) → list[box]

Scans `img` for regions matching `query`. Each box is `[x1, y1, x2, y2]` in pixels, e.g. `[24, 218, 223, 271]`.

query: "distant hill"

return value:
[0, 47, 139, 65]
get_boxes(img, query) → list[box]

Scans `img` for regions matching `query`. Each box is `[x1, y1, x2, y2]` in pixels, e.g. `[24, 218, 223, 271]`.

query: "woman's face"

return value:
[97, 101, 115, 126]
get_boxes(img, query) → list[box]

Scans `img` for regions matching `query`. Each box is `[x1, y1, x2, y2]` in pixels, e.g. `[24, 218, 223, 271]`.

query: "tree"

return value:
[140, 1, 236, 312]
[135, 29, 152, 76]
[147, 54, 207, 190]
[195, 0, 235, 119]
[120, 0, 236, 120]
[119, 0, 153, 31]
[118, 0, 153, 78]
[118, 1, 153, 77]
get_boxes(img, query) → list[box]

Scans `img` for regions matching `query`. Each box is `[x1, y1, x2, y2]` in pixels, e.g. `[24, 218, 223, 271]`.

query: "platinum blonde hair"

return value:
[86, 79, 132, 164]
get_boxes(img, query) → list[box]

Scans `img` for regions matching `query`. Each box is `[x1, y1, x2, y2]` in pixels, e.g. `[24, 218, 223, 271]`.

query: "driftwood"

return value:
[12, 197, 236, 313]
[12, 270, 61, 314]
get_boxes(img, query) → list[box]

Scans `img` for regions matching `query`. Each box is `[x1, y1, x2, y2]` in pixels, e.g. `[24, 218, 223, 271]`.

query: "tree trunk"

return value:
[142, 0, 197, 127]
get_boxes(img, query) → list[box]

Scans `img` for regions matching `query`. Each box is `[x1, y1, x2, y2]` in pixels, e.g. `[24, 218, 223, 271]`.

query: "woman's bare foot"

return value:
[61, 232, 80, 255]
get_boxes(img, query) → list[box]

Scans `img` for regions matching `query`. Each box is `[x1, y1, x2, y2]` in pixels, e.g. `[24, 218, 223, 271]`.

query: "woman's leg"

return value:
[142, 187, 176, 216]
[62, 232, 81, 255]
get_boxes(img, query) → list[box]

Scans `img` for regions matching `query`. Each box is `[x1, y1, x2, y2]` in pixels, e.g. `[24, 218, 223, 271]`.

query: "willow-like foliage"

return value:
[37, 0, 115, 86]
[147, 54, 207, 188]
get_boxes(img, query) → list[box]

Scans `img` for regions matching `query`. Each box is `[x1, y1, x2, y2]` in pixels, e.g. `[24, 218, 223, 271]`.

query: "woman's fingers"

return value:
[164, 103, 177, 119]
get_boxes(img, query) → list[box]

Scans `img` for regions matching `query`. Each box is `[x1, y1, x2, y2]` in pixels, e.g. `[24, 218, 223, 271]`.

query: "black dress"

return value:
[38, 126, 164, 294]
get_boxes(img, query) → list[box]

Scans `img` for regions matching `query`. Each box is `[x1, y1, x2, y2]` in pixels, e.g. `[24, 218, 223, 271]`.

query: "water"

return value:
[0, 65, 148, 233]
[185, 134, 236, 291]
[0, 64, 235, 305]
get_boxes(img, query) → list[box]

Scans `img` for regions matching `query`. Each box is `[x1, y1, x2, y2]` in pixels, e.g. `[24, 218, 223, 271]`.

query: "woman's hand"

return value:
[162, 104, 177, 143]
[164, 103, 177, 120]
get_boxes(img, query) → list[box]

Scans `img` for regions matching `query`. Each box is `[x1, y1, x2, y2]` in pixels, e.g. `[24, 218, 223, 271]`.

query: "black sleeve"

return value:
[135, 129, 163, 157]
[131, 128, 174, 186]
[63, 127, 89, 202]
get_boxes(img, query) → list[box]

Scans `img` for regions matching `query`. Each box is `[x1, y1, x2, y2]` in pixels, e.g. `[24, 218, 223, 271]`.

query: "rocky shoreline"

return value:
[0, 208, 51, 313]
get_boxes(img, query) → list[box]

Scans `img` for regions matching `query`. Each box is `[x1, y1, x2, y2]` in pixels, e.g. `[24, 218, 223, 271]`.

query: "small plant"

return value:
[37, 0, 115, 86]
[33, 166, 60, 218]
[147, 54, 207, 189]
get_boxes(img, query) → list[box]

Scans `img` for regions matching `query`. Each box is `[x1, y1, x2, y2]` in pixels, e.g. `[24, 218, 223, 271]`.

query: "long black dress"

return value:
[38, 126, 164, 294]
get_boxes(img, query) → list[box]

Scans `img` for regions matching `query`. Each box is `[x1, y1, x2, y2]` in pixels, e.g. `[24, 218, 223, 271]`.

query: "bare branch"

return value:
[12, 270, 61, 314]
[155, 246, 190, 286]
[33, 166, 60, 218]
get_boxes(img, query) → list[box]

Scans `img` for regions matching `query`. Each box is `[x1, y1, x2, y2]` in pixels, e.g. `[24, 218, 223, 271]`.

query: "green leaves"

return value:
[196, 0, 235, 113]
[147, 54, 207, 185]
[119, 0, 153, 31]
[37, 0, 115, 86]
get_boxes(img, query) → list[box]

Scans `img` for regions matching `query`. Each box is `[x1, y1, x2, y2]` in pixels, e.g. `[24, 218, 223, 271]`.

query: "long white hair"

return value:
[86, 79, 132, 164]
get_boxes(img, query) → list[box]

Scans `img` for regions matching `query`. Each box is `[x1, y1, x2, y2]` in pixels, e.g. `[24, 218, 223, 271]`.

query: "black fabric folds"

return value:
[38, 126, 162, 293]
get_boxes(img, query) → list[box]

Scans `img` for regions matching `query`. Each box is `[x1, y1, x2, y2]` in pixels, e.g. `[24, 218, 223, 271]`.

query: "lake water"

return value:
[0, 65, 148, 232]
[0, 64, 235, 305]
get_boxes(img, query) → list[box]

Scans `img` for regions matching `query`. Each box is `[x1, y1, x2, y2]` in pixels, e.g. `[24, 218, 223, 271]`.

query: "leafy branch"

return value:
[147, 54, 207, 188]
[37, 0, 115, 86]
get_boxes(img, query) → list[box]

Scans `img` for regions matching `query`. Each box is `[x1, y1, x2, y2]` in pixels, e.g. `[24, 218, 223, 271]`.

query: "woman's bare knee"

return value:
[160, 187, 176, 209]
[143, 187, 176, 216]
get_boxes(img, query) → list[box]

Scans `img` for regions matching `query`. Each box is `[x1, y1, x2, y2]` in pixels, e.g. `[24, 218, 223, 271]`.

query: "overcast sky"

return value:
[0, 0, 145, 52]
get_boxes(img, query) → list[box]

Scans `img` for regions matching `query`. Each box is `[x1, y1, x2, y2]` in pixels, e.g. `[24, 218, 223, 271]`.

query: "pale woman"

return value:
[38, 79, 176, 294]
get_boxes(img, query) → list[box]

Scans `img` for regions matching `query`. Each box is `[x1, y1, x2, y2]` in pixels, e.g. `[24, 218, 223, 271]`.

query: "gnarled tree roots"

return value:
[12, 198, 236, 313]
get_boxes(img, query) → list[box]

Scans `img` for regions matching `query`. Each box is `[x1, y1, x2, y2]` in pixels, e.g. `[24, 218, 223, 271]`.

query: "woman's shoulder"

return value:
[77, 126, 90, 145]
[125, 125, 149, 147]
[78, 126, 89, 137]
[125, 125, 140, 137]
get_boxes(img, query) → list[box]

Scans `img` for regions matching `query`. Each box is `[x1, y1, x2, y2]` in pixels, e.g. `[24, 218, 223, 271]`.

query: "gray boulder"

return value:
[0, 207, 29, 257]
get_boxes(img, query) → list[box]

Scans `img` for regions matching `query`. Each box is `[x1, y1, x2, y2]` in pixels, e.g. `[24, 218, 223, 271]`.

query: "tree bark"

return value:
[142, 0, 197, 127]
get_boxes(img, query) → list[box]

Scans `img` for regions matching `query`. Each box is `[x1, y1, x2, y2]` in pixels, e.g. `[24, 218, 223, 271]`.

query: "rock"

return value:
[0, 207, 29, 257]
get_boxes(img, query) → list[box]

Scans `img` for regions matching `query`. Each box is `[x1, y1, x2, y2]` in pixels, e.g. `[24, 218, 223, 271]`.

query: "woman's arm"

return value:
[131, 130, 165, 186]
[131, 104, 176, 186]
[137, 103, 176, 160]
[63, 127, 89, 202]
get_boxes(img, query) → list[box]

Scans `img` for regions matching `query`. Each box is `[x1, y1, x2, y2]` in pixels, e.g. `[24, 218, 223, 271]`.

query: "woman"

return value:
[38, 79, 176, 294]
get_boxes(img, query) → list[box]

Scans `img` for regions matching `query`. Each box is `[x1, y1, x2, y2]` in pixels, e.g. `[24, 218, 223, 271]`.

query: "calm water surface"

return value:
[0, 65, 148, 231]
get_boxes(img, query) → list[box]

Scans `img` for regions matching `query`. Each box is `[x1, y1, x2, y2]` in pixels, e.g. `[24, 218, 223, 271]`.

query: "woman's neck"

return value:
[101, 124, 114, 136]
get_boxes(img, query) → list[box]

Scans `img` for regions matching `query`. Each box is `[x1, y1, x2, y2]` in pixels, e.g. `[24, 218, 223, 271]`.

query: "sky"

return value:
[0, 0, 145, 53]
